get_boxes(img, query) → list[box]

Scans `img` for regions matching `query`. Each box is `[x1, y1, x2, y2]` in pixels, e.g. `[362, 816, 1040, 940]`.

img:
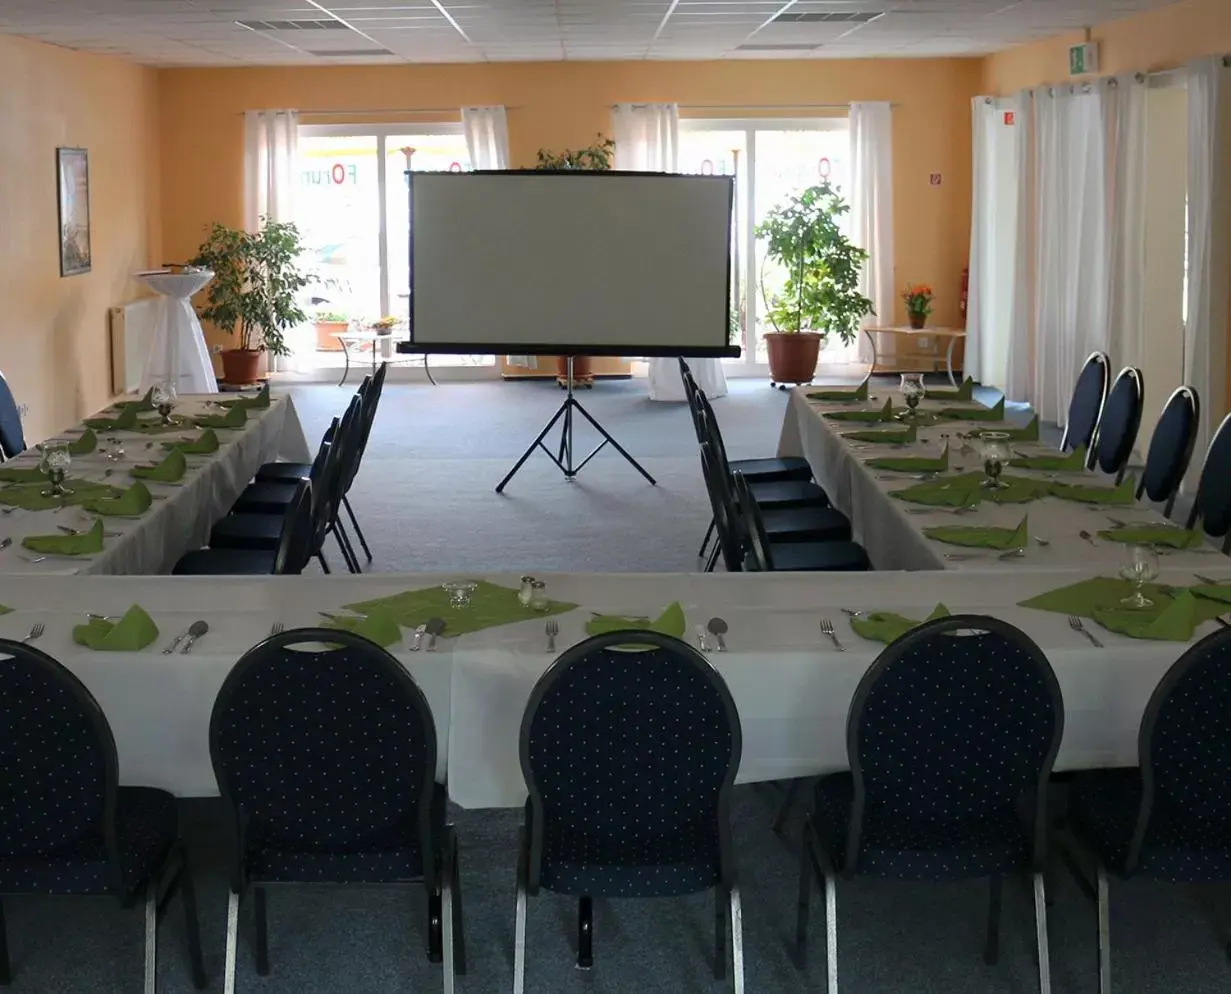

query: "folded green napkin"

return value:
[968, 416, 1040, 442]
[1019, 577, 1228, 633]
[67, 430, 98, 456]
[84, 481, 152, 517]
[926, 516, 1028, 550]
[112, 387, 155, 413]
[72, 604, 158, 651]
[84, 405, 138, 431]
[824, 397, 894, 423]
[23, 518, 104, 555]
[127, 418, 193, 435]
[851, 604, 951, 644]
[130, 449, 187, 483]
[1092, 590, 1199, 642]
[217, 384, 271, 410]
[0, 466, 48, 484]
[808, 380, 869, 403]
[925, 377, 976, 401]
[937, 397, 1006, 422]
[1048, 476, 1136, 506]
[321, 610, 402, 648]
[0, 604, 12, 617]
[891, 471, 1050, 507]
[0, 480, 120, 512]
[344, 580, 577, 637]
[1096, 525, 1205, 550]
[585, 602, 687, 639]
[161, 429, 219, 455]
[1191, 584, 1231, 605]
[844, 424, 917, 445]
[866, 446, 948, 473]
[1010, 446, 1087, 471]
[193, 405, 248, 430]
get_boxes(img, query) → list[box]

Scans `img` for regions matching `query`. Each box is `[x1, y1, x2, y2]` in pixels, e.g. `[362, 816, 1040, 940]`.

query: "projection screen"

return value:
[403, 170, 737, 358]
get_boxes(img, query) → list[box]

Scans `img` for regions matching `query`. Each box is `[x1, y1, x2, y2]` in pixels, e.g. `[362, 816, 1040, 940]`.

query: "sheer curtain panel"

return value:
[1004, 89, 1035, 404]
[1105, 74, 1148, 376]
[848, 102, 894, 367]
[462, 106, 510, 169]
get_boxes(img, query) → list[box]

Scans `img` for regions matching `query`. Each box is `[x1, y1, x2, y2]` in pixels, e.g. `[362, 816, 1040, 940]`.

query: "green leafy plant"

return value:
[190, 217, 310, 356]
[535, 135, 616, 171]
[754, 182, 874, 346]
[313, 309, 348, 323]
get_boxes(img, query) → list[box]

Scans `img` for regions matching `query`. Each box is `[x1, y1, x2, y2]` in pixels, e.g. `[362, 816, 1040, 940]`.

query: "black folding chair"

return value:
[0, 371, 25, 460]
[734, 472, 870, 573]
[797, 615, 1063, 994]
[0, 640, 206, 991]
[1137, 385, 1200, 518]
[514, 631, 744, 992]
[173, 479, 313, 575]
[1185, 411, 1231, 553]
[210, 627, 462, 993]
[1090, 367, 1144, 481]
[1061, 351, 1110, 458]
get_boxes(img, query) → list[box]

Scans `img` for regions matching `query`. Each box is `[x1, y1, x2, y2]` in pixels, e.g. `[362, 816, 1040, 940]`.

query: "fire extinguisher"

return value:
[959, 267, 970, 327]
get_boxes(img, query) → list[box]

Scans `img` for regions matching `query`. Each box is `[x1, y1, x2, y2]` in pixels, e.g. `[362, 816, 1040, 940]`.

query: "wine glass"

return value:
[1119, 544, 1160, 609]
[152, 381, 178, 426]
[106, 436, 125, 462]
[39, 443, 73, 497]
[980, 432, 1010, 489]
[900, 374, 925, 418]
[442, 580, 478, 609]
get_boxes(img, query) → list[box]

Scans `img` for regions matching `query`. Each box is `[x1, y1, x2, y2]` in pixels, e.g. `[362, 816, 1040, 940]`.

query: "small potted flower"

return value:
[902, 284, 934, 330]
[368, 316, 399, 337]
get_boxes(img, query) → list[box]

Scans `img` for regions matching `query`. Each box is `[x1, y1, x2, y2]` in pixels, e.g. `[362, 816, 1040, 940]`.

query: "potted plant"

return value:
[368, 316, 399, 336]
[313, 309, 349, 351]
[535, 134, 616, 387]
[755, 183, 874, 385]
[190, 217, 310, 385]
[902, 284, 934, 329]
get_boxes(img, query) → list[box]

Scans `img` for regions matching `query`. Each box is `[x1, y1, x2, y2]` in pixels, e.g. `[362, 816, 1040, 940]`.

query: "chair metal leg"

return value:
[442, 832, 456, 994]
[333, 521, 361, 574]
[1097, 866, 1110, 994]
[699, 516, 716, 559]
[343, 495, 372, 562]
[704, 543, 720, 573]
[254, 886, 270, 975]
[795, 820, 811, 968]
[729, 885, 745, 994]
[178, 849, 207, 989]
[428, 890, 443, 963]
[513, 831, 528, 994]
[0, 897, 10, 985]
[577, 896, 593, 969]
[223, 890, 240, 994]
[773, 779, 801, 835]
[984, 877, 1002, 965]
[1033, 872, 1053, 994]
[713, 886, 726, 980]
[316, 551, 331, 574]
[144, 884, 158, 994]
[823, 865, 837, 994]
[450, 830, 467, 976]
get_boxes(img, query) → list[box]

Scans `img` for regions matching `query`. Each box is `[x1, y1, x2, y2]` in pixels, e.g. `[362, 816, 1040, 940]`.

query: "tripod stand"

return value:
[496, 356, 657, 493]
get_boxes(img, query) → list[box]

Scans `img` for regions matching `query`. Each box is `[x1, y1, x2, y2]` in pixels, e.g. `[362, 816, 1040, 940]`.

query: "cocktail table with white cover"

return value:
[137, 270, 218, 395]
[0, 393, 309, 575]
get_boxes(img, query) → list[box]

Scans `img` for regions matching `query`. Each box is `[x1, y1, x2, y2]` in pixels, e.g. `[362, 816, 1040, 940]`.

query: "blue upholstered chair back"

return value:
[0, 640, 119, 864]
[209, 629, 437, 866]
[1141, 386, 1199, 510]
[332, 393, 365, 500]
[305, 419, 339, 555]
[1062, 351, 1110, 454]
[0, 371, 25, 459]
[271, 479, 313, 575]
[699, 440, 744, 572]
[354, 364, 386, 464]
[521, 631, 742, 890]
[1094, 367, 1144, 479]
[846, 616, 1063, 869]
[1188, 411, 1231, 545]
[734, 472, 774, 571]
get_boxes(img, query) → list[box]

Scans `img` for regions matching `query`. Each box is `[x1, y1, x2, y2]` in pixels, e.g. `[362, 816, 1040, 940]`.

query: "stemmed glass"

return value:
[980, 432, 1010, 489]
[900, 374, 925, 419]
[1119, 544, 1160, 609]
[152, 381, 179, 426]
[39, 443, 73, 497]
[442, 580, 478, 609]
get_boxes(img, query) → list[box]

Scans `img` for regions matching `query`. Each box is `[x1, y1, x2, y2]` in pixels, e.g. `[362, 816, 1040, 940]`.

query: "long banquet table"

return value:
[9, 569, 1230, 809]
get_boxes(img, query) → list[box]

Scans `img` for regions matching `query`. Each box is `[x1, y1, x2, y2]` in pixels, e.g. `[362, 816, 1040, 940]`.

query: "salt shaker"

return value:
[518, 575, 536, 608]
[530, 580, 549, 612]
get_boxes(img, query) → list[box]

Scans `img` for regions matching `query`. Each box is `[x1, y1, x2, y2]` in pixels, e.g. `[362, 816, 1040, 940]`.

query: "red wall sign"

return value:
[1004, 110, 1016, 126]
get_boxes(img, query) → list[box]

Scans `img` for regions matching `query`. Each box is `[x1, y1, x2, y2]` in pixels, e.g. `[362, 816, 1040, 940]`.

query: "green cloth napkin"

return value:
[0, 466, 48, 484]
[193, 405, 248, 430]
[343, 580, 577, 637]
[1092, 590, 1200, 642]
[23, 518, 104, 555]
[1096, 525, 1206, 550]
[127, 418, 194, 435]
[926, 516, 1028, 550]
[72, 604, 158, 651]
[844, 424, 917, 445]
[130, 449, 187, 483]
[321, 610, 402, 648]
[891, 471, 1050, 507]
[161, 429, 220, 455]
[112, 387, 155, 413]
[0, 481, 121, 512]
[866, 446, 949, 473]
[968, 416, 1040, 442]
[1048, 476, 1137, 506]
[68, 430, 98, 456]
[1010, 446, 1087, 471]
[937, 397, 1006, 422]
[824, 397, 894, 423]
[852, 604, 951, 644]
[925, 377, 976, 401]
[84, 481, 152, 517]
[1019, 577, 1228, 631]
[0, 604, 13, 617]
[1191, 584, 1231, 605]
[585, 602, 687, 639]
[84, 405, 139, 431]
[808, 380, 869, 403]
[217, 384, 271, 410]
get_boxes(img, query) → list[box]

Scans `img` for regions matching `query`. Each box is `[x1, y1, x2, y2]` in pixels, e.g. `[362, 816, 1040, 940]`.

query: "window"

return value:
[679, 118, 850, 367]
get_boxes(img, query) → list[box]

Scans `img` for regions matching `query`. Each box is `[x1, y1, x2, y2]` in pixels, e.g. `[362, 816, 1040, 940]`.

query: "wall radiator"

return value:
[107, 297, 160, 395]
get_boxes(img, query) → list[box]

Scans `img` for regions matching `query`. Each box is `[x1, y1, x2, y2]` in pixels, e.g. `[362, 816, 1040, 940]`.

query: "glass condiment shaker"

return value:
[518, 575, 536, 607]
[530, 580, 549, 612]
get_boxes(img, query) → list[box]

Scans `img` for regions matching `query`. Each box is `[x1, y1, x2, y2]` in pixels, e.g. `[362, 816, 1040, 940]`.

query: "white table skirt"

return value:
[0, 394, 310, 576]
[5, 570, 1228, 808]
[647, 357, 727, 401]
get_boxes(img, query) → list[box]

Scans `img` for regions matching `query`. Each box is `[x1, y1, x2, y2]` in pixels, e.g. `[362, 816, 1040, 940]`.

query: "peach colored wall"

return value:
[158, 59, 982, 339]
[0, 34, 161, 441]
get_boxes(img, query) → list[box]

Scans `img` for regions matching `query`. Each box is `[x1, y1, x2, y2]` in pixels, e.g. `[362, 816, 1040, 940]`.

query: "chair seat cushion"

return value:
[749, 478, 830, 509]
[255, 462, 311, 484]
[173, 549, 277, 575]
[1069, 769, 1231, 882]
[765, 541, 871, 572]
[231, 481, 298, 515]
[249, 846, 426, 884]
[210, 512, 284, 551]
[540, 823, 721, 897]
[0, 786, 176, 898]
[762, 505, 852, 543]
[728, 457, 812, 484]
[812, 774, 1029, 879]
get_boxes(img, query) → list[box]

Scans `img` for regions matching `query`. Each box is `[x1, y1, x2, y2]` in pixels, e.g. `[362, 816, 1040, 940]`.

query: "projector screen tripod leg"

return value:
[496, 402, 570, 493]
[570, 397, 656, 485]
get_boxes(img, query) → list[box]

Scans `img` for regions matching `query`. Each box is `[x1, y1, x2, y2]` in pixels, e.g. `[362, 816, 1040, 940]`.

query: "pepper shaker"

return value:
[530, 580, 549, 612]
[518, 575, 536, 608]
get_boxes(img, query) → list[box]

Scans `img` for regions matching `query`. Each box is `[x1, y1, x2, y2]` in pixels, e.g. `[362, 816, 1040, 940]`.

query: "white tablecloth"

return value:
[647, 357, 728, 401]
[7, 570, 1228, 808]
[0, 394, 310, 575]
[777, 387, 1219, 572]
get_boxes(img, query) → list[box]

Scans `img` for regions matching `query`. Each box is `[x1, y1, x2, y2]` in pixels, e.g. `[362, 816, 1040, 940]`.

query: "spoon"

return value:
[706, 617, 729, 652]
[410, 623, 427, 651]
[1079, 530, 1098, 547]
[178, 619, 209, 654]
[1034, 536, 1051, 547]
[425, 616, 445, 652]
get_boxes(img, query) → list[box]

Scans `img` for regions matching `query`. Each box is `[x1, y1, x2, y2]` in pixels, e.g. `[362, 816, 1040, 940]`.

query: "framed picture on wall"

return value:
[56, 147, 91, 276]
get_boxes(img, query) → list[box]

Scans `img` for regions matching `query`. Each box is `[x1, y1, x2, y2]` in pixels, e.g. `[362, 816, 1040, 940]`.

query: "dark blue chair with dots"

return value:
[1186, 410, 1231, 553]
[1059, 626, 1231, 994]
[172, 478, 313, 575]
[0, 371, 25, 460]
[796, 615, 1064, 994]
[1090, 366, 1144, 482]
[514, 630, 744, 992]
[1061, 350, 1110, 459]
[1138, 385, 1200, 518]
[209, 627, 462, 993]
[0, 639, 206, 990]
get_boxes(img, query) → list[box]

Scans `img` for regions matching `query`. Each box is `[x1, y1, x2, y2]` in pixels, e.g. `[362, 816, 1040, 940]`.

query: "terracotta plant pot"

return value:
[220, 348, 262, 386]
[314, 320, 348, 351]
[908, 312, 927, 330]
[765, 332, 823, 385]
[556, 355, 594, 387]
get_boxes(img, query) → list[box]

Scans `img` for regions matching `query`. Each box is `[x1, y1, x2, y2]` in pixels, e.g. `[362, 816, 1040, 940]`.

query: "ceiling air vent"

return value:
[304, 49, 397, 58]
[772, 11, 882, 23]
[736, 43, 822, 51]
[236, 19, 350, 31]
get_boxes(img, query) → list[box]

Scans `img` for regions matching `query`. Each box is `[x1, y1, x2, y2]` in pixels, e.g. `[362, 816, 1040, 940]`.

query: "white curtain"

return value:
[847, 102, 894, 367]
[612, 103, 679, 172]
[1184, 56, 1231, 484]
[1105, 74, 1148, 375]
[462, 105, 509, 170]
[1004, 89, 1034, 403]
[243, 110, 309, 372]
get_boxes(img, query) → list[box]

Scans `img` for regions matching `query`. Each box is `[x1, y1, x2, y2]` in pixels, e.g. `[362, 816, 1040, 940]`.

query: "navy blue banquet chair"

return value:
[1059, 627, 1231, 993]
[796, 615, 1063, 994]
[172, 479, 313, 575]
[0, 639, 206, 990]
[0, 371, 25, 460]
[1186, 411, 1231, 553]
[1137, 385, 1200, 518]
[1061, 351, 1110, 458]
[514, 630, 744, 992]
[1090, 367, 1144, 481]
[210, 627, 462, 993]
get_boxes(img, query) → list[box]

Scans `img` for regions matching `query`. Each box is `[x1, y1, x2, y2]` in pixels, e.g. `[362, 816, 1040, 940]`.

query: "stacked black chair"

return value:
[1136, 385, 1200, 518]
[1061, 351, 1111, 458]
[734, 471, 870, 572]
[1090, 367, 1144, 481]
[514, 630, 744, 991]
[797, 616, 1063, 994]
[1186, 410, 1231, 553]
[0, 371, 25, 459]
[210, 627, 462, 993]
[0, 640, 207, 990]
[172, 479, 313, 575]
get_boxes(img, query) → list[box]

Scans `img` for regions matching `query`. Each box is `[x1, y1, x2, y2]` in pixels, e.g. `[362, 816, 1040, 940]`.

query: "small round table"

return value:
[863, 326, 967, 388]
[332, 331, 436, 387]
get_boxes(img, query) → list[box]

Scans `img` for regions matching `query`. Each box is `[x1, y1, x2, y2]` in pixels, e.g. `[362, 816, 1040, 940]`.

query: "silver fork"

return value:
[819, 618, 845, 652]
[545, 620, 558, 654]
[1069, 615, 1104, 648]
[269, 622, 284, 636]
[20, 623, 44, 644]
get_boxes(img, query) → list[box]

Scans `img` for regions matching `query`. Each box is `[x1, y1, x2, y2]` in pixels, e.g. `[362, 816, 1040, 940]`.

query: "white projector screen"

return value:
[405, 170, 736, 357]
